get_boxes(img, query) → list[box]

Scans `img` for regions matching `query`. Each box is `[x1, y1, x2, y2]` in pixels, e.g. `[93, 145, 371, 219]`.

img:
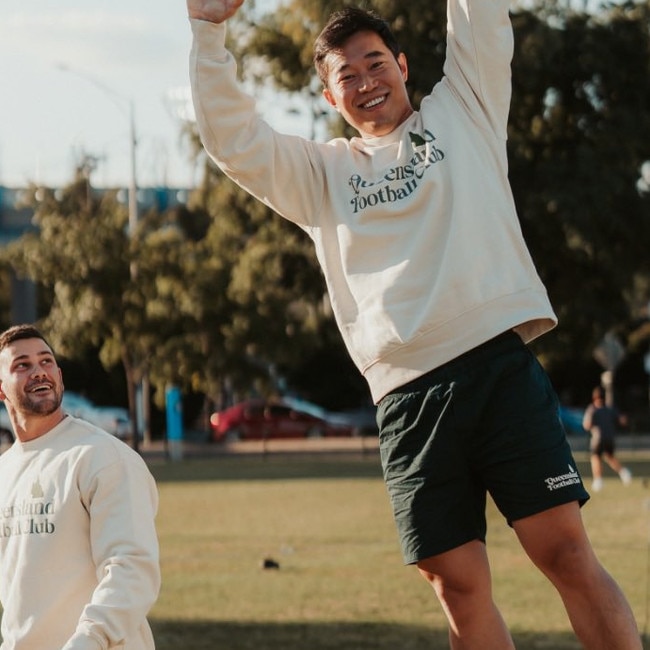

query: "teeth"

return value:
[363, 96, 384, 109]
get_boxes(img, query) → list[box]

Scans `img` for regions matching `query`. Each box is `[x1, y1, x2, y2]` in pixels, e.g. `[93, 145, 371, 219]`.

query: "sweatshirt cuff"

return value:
[189, 17, 227, 56]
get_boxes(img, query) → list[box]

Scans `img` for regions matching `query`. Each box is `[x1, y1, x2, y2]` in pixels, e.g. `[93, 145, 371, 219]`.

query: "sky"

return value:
[0, 0, 305, 190]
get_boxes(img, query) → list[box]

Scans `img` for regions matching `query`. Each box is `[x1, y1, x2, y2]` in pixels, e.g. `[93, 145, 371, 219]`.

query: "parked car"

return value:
[0, 403, 13, 446]
[0, 393, 131, 446]
[282, 396, 378, 436]
[62, 392, 132, 439]
[209, 399, 358, 442]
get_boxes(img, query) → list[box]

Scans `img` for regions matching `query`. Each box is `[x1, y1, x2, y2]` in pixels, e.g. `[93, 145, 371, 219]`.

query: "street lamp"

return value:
[56, 64, 139, 234]
[56, 64, 146, 448]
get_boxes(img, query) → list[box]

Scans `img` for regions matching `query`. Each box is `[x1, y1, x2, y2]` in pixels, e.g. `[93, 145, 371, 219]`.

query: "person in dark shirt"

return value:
[582, 386, 632, 492]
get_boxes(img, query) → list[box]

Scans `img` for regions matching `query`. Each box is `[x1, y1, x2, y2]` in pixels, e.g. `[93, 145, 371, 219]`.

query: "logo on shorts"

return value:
[544, 464, 581, 491]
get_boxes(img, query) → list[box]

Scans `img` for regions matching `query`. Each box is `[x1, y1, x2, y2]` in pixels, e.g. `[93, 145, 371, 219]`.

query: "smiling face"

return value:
[322, 30, 413, 138]
[0, 337, 64, 423]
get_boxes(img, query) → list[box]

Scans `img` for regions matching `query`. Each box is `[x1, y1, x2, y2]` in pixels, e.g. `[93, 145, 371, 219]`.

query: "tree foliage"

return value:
[2, 174, 154, 439]
[507, 1, 650, 400]
[184, 164, 367, 410]
[2, 160, 358, 427]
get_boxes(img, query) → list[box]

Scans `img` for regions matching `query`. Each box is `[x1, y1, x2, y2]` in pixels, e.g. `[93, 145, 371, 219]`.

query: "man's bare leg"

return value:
[514, 502, 641, 650]
[417, 540, 515, 650]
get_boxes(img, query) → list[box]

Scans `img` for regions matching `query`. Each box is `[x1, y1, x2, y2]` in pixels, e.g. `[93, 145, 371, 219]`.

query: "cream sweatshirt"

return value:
[189, 0, 557, 403]
[0, 416, 160, 650]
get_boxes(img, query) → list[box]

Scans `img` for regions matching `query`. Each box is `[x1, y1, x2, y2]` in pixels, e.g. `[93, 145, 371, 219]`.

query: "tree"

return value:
[0, 263, 16, 332]
[508, 1, 650, 400]
[181, 163, 349, 409]
[3, 172, 225, 437]
[179, 122, 358, 410]
[1, 173, 149, 440]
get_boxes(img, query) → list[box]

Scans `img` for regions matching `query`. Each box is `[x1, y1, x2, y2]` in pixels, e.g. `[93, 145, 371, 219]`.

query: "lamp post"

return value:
[56, 64, 147, 450]
[56, 64, 139, 233]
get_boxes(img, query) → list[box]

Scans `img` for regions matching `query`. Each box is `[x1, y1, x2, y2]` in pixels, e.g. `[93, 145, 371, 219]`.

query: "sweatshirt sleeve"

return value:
[61, 451, 160, 650]
[443, 0, 514, 139]
[189, 18, 326, 228]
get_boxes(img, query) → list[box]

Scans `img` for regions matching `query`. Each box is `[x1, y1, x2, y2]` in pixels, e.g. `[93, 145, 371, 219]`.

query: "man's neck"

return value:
[13, 410, 67, 443]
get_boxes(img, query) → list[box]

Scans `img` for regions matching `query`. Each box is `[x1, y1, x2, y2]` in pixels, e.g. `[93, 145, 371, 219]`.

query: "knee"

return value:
[532, 538, 599, 588]
[418, 563, 490, 614]
[516, 504, 608, 594]
[416, 540, 496, 622]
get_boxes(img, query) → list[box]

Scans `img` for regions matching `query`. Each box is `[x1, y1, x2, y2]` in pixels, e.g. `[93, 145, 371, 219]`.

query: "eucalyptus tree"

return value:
[1, 174, 150, 442]
[182, 162, 341, 408]
[508, 0, 650, 395]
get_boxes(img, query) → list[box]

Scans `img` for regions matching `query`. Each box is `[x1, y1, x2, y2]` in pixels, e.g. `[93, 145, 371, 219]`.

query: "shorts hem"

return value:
[507, 492, 590, 527]
[403, 534, 487, 566]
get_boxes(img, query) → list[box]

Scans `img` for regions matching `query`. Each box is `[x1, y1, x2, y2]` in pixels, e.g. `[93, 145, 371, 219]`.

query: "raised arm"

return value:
[443, 0, 514, 139]
[187, 0, 244, 23]
[188, 11, 327, 229]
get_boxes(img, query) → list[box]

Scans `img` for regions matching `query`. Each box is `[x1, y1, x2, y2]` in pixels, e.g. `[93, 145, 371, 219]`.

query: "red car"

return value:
[209, 399, 355, 442]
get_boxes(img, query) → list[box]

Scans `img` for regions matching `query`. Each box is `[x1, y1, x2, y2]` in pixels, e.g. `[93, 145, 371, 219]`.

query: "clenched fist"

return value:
[187, 0, 244, 23]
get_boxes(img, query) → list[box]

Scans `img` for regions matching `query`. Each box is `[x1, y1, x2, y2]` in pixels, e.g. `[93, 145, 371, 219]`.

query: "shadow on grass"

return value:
[150, 619, 609, 649]
[149, 454, 384, 483]
[149, 455, 650, 485]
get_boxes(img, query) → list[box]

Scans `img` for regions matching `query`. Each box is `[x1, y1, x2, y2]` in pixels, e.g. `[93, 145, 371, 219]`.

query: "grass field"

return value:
[147, 448, 650, 650]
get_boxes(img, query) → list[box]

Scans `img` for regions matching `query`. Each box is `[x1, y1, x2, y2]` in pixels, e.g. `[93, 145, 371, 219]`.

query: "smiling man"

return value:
[186, 1, 641, 647]
[319, 29, 413, 138]
[0, 324, 160, 650]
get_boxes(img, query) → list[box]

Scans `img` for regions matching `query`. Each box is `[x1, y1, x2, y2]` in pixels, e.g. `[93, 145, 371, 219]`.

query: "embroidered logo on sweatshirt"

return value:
[1, 480, 56, 538]
[31, 479, 44, 499]
[347, 128, 445, 213]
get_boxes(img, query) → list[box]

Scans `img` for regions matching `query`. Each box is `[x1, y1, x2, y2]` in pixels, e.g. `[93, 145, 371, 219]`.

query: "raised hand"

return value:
[187, 0, 244, 24]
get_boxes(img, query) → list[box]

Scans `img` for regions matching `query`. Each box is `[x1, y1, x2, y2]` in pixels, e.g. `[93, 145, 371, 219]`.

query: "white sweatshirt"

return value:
[0, 416, 160, 650]
[189, 0, 557, 403]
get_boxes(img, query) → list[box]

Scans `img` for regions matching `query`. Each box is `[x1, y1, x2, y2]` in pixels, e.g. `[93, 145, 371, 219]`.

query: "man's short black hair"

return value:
[313, 7, 401, 87]
[0, 324, 52, 355]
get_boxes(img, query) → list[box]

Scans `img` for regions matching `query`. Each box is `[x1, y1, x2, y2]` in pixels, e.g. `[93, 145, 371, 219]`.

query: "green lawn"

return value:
[147, 450, 650, 649]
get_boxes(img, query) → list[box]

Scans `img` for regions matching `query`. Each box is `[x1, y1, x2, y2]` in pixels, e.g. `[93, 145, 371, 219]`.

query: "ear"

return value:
[0, 383, 6, 401]
[398, 52, 408, 82]
[322, 87, 338, 111]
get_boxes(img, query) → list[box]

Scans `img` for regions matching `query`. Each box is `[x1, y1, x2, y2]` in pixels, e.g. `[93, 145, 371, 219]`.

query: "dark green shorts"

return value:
[377, 331, 589, 565]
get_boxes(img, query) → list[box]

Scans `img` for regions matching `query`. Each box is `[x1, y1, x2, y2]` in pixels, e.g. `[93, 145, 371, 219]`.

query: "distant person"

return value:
[0, 324, 160, 649]
[583, 386, 632, 492]
[186, 0, 642, 647]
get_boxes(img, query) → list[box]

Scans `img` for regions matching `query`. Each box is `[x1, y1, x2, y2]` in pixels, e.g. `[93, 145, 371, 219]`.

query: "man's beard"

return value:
[19, 387, 63, 416]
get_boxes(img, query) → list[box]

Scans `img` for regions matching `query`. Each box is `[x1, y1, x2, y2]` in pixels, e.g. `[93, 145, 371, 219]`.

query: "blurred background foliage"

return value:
[1, 0, 649, 434]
